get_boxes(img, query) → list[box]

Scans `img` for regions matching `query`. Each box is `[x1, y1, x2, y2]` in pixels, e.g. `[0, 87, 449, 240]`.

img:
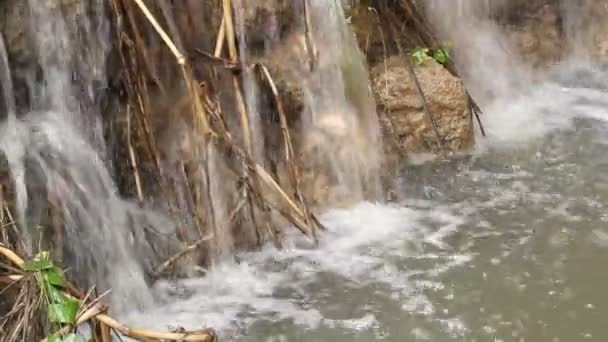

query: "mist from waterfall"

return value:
[424, 1, 604, 103]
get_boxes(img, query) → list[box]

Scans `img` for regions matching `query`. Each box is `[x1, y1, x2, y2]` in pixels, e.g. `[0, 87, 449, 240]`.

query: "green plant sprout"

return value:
[21, 251, 83, 342]
[410, 43, 452, 65]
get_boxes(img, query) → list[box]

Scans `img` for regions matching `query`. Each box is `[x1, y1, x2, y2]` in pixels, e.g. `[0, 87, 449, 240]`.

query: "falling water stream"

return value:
[3, 1, 608, 341]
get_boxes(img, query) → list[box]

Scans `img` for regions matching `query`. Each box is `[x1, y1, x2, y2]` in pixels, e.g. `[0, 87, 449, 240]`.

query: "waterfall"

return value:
[424, 0, 533, 105]
[0, 35, 15, 118]
[230, 0, 383, 209]
[0, 1, 164, 311]
[302, 0, 383, 204]
[0, 0, 385, 314]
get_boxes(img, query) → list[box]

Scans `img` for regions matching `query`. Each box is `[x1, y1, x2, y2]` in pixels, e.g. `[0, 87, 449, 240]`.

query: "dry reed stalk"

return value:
[122, 0, 320, 249]
[221, 0, 238, 63]
[214, 17, 226, 57]
[0, 243, 216, 342]
[221, 0, 280, 246]
[255, 64, 318, 239]
[100, 322, 112, 342]
[115, 0, 209, 240]
[0, 274, 22, 282]
[112, 0, 184, 238]
[153, 233, 214, 276]
[133, 0, 185, 65]
[303, 0, 318, 71]
[123, 0, 166, 94]
[127, 104, 145, 204]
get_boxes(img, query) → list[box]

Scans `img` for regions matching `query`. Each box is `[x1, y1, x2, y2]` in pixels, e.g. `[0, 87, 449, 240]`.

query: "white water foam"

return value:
[474, 64, 608, 152]
[122, 202, 473, 338]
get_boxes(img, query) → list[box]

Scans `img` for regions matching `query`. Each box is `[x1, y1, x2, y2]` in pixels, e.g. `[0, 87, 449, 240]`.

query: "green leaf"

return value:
[62, 333, 81, 342]
[48, 334, 62, 342]
[45, 283, 69, 304]
[411, 47, 431, 65]
[22, 252, 53, 271]
[44, 266, 66, 287]
[47, 333, 82, 342]
[433, 48, 449, 64]
[48, 300, 80, 324]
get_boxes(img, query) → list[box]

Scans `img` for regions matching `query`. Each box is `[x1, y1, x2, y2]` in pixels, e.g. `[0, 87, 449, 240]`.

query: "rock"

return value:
[0, 0, 31, 67]
[371, 56, 474, 154]
[233, 0, 303, 57]
[568, 0, 608, 62]
[506, 4, 563, 69]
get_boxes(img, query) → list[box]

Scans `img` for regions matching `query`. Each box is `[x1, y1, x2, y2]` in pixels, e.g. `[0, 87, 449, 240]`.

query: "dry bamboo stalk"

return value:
[0, 274, 23, 283]
[122, 0, 166, 94]
[96, 314, 215, 341]
[221, 0, 238, 62]
[253, 164, 313, 239]
[121, 0, 319, 248]
[100, 323, 111, 342]
[303, 0, 318, 71]
[127, 0, 213, 243]
[132, 0, 185, 65]
[0, 244, 22, 266]
[220, 0, 253, 155]
[233, 77, 253, 156]
[255, 64, 317, 238]
[214, 17, 226, 57]
[127, 105, 144, 204]
[153, 233, 214, 275]
[220, 0, 276, 245]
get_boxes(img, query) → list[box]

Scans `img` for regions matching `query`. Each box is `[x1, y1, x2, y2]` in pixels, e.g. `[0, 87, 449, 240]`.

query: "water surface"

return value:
[124, 64, 608, 342]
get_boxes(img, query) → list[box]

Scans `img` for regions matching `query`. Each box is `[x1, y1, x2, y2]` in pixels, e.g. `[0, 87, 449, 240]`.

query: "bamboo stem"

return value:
[221, 0, 238, 62]
[153, 233, 214, 276]
[132, 0, 185, 65]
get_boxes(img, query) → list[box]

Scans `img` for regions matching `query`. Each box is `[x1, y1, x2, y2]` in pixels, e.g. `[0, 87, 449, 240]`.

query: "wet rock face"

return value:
[503, 0, 608, 67]
[1, 0, 83, 66]
[507, 4, 563, 69]
[0, 0, 31, 67]
[371, 56, 474, 154]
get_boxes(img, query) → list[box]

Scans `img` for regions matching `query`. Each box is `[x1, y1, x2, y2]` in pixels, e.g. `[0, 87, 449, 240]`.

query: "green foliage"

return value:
[48, 333, 81, 342]
[410, 44, 451, 65]
[21, 251, 83, 341]
[432, 48, 449, 64]
[411, 47, 432, 65]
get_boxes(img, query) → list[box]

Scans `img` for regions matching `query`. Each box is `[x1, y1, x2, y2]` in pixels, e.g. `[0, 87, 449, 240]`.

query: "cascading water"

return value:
[424, 0, 533, 105]
[231, 0, 383, 210]
[301, 0, 383, 203]
[0, 1, 174, 311]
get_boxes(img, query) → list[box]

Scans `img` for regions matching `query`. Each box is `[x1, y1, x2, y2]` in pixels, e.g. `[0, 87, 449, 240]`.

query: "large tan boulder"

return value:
[371, 56, 474, 155]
